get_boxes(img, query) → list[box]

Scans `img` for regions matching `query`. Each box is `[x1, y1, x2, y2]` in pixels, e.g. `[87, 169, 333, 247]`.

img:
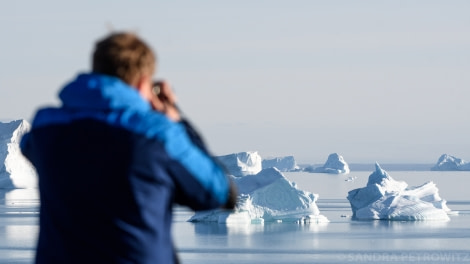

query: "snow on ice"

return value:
[189, 167, 329, 224]
[347, 163, 451, 221]
[0, 120, 37, 188]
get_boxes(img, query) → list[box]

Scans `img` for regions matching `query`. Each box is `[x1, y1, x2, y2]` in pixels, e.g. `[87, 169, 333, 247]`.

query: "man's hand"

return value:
[150, 80, 181, 122]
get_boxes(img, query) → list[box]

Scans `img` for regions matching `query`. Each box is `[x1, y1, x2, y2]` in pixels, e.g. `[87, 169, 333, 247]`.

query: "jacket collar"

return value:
[59, 73, 151, 113]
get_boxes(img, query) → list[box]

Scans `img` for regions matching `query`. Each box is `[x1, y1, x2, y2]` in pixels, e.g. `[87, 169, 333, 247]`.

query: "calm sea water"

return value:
[1, 171, 470, 263]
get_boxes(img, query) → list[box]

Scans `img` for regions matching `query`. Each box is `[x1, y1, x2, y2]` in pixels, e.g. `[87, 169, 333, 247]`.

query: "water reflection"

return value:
[194, 222, 229, 235]
[0, 189, 39, 243]
[350, 218, 450, 230]
[0, 189, 39, 214]
[189, 221, 330, 252]
[194, 221, 329, 237]
[0, 189, 39, 264]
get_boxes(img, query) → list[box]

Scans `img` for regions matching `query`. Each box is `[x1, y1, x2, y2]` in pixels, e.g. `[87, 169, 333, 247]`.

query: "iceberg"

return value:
[431, 154, 470, 171]
[347, 163, 451, 221]
[307, 153, 350, 174]
[216, 151, 262, 177]
[0, 120, 37, 188]
[189, 168, 329, 224]
[262, 156, 299, 172]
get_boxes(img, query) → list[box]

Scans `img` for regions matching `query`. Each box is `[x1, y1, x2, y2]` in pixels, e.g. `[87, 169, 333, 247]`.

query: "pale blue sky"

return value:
[1, 1, 469, 163]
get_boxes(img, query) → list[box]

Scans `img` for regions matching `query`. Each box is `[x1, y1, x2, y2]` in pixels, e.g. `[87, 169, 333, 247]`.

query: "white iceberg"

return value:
[307, 153, 350, 174]
[431, 154, 470, 171]
[0, 120, 37, 189]
[347, 163, 451, 221]
[262, 156, 299, 172]
[189, 168, 329, 224]
[216, 151, 262, 177]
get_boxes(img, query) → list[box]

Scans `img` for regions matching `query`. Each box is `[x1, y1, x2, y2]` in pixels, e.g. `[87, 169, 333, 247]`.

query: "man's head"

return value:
[92, 32, 156, 86]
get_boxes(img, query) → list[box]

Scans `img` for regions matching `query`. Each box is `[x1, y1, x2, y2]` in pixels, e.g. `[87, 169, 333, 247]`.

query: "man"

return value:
[21, 32, 236, 264]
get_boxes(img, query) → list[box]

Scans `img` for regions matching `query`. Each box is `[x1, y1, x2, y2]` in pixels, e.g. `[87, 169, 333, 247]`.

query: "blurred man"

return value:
[21, 32, 236, 264]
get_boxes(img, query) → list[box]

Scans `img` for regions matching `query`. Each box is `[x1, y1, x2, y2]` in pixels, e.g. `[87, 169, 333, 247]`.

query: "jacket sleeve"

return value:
[161, 120, 237, 211]
[179, 119, 237, 209]
[179, 119, 208, 154]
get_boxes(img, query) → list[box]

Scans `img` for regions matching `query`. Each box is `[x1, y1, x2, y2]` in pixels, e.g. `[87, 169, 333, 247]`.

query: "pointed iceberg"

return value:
[347, 163, 451, 221]
[431, 154, 470, 171]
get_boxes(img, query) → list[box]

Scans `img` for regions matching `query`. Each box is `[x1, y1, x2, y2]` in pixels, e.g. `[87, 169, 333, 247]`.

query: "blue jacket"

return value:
[21, 73, 232, 264]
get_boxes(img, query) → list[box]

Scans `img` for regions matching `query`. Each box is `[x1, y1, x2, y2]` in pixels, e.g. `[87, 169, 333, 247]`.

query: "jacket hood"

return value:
[59, 73, 151, 113]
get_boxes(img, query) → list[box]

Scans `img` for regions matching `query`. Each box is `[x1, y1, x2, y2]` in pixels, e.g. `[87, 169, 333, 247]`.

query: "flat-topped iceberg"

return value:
[306, 153, 350, 174]
[189, 168, 329, 224]
[0, 120, 37, 189]
[216, 151, 262, 177]
[347, 163, 451, 221]
[431, 154, 470, 171]
[262, 156, 299, 172]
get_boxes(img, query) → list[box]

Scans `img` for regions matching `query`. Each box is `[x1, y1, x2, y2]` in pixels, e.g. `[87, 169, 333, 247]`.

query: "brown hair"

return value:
[92, 32, 156, 85]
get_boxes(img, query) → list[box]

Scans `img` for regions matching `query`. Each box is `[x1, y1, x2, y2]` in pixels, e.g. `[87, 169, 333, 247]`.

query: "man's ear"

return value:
[133, 75, 153, 101]
[134, 75, 150, 91]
